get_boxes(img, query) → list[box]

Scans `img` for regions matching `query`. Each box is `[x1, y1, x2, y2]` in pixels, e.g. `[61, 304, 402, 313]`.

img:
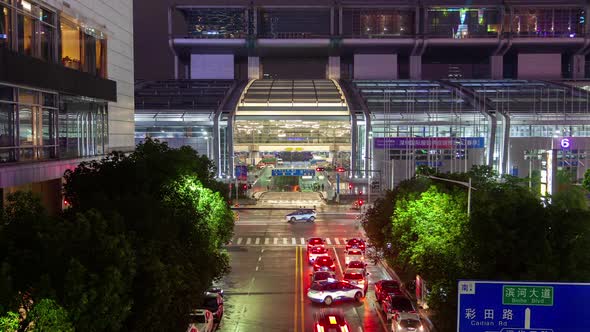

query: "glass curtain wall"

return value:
[0, 84, 57, 162]
[58, 95, 107, 158]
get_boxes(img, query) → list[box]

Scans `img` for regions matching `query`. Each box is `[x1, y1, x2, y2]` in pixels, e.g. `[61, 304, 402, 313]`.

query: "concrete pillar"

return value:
[572, 54, 586, 79]
[248, 56, 261, 79]
[327, 56, 340, 79]
[354, 54, 398, 79]
[490, 55, 503, 79]
[409, 55, 422, 80]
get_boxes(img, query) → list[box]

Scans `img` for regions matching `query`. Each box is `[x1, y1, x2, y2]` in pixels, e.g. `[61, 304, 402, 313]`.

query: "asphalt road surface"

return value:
[215, 208, 407, 332]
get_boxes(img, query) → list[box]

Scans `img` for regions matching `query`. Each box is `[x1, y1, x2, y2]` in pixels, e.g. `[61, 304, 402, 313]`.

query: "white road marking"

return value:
[332, 247, 345, 276]
[237, 238, 243, 245]
[255, 237, 260, 245]
[342, 238, 347, 243]
[283, 238, 288, 245]
[300, 238, 305, 245]
[255, 266, 259, 271]
[291, 237, 296, 245]
[265, 238, 270, 245]
[335, 238, 340, 245]
[246, 238, 252, 245]
[274, 238, 278, 245]
[258, 256, 262, 262]
[326, 238, 331, 245]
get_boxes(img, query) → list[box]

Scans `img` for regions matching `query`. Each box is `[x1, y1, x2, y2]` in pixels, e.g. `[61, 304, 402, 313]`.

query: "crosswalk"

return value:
[228, 236, 351, 247]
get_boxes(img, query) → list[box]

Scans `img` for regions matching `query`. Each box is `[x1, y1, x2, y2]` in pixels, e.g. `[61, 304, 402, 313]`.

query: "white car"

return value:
[186, 309, 214, 332]
[391, 312, 424, 332]
[285, 209, 316, 222]
[345, 248, 365, 265]
[307, 281, 364, 306]
[308, 246, 329, 264]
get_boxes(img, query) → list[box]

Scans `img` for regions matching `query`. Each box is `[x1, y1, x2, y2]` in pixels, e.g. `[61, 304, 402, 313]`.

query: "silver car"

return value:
[307, 281, 364, 306]
[391, 312, 423, 332]
[285, 209, 316, 222]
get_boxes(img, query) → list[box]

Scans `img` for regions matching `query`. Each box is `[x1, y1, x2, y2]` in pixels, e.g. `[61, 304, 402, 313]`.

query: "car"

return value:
[286, 209, 317, 222]
[344, 249, 365, 266]
[308, 246, 330, 264]
[342, 268, 368, 295]
[307, 237, 326, 251]
[345, 238, 366, 252]
[313, 256, 336, 272]
[347, 260, 366, 271]
[310, 270, 336, 284]
[307, 281, 364, 306]
[382, 296, 416, 321]
[200, 291, 223, 323]
[314, 312, 351, 332]
[391, 312, 424, 332]
[186, 309, 214, 332]
[375, 279, 404, 302]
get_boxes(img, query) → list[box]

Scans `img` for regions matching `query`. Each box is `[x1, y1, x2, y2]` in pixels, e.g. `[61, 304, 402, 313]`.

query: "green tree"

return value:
[62, 138, 234, 330]
[26, 299, 73, 332]
[0, 311, 19, 332]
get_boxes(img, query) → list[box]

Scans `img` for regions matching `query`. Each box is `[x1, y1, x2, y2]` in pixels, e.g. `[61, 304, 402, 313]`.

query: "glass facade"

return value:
[427, 8, 501, 38]
[0, 83, 107, 163]
[342, 8, 415, 37]
[234, 119, 351, 145]
[508, 8, 585, 37]
[0, 0, 106, 77]
[181, 8, 246, 38]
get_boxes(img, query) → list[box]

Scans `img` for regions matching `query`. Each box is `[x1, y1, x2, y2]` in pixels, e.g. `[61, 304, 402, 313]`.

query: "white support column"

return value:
[572, 54, 585, 79]
[327, 56, 340, 79]
[248, 56, 261, 79]
[409, 55, 422, 80]
[490, 55, 503, 79]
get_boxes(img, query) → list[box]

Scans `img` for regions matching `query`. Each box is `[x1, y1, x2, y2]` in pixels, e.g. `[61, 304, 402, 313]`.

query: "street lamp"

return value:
[424, 175, 475, 215]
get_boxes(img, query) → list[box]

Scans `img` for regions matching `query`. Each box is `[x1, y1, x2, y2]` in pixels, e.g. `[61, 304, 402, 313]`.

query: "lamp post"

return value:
[425, 175, 474, 215]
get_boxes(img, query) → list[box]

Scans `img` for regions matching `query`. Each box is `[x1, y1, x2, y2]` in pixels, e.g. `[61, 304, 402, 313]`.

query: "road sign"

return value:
[271, 169, 315, 177]
[458, 280, 590, 332]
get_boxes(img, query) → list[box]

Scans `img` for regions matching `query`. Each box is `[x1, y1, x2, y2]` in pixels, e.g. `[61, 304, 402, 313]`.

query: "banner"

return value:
[374, 137, 485, 149]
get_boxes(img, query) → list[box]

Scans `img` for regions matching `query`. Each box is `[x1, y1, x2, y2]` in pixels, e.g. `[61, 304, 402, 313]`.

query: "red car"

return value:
[313, 256, 336, 272]
[347, 260, 367, 272]
[345, 238, 366, 252]
[307, 237, 326, 251]
[374, 279, 404, 302]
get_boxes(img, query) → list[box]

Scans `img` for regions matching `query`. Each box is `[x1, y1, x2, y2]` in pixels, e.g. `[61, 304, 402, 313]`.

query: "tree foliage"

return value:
[364, 166, 590, 331]
[0, 139, 234, 331]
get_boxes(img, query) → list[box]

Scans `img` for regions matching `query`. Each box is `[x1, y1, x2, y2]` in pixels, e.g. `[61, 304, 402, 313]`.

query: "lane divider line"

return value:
[300, 245, 305, 332]
[332, 247, 345, 276]
[246, 238, 252, 245]
[255, 237, 260, 245]
[293, 245, 299, 332]
[237, 238, 243, 245]
[335, 238, 340, 245]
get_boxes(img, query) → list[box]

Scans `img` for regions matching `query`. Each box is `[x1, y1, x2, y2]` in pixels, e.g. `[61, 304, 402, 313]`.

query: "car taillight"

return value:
[314, 264, 320, 268]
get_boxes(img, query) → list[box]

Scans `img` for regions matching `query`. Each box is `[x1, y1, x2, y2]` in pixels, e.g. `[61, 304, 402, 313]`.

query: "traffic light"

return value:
[243, 184, 248, 190]
[348, 183, 353, 190]
[358, 199, 364, 207]
[315, 167, 325, 172]
[359, 191, 363, 196]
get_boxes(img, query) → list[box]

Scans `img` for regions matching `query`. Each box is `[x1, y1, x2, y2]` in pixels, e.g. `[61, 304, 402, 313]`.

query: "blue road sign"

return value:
[458, 280, 590, 332]
[271, 169, 316, 177]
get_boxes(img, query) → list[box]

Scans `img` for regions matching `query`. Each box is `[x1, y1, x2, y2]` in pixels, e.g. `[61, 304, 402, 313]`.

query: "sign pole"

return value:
[336, 173, 340, 203]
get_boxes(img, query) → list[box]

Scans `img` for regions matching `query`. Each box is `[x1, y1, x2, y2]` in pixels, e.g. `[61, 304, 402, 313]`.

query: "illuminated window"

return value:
[0, 6, 10, 48]
[17, 12, 34, 55]
[60, 17, 81, 69]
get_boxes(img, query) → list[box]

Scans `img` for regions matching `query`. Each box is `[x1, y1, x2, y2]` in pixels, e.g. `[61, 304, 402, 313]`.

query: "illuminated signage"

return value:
[560, 138, 570, 149]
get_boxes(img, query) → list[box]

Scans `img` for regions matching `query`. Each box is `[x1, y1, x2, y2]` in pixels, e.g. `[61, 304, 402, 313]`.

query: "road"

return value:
[215, 208, 397, 332]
